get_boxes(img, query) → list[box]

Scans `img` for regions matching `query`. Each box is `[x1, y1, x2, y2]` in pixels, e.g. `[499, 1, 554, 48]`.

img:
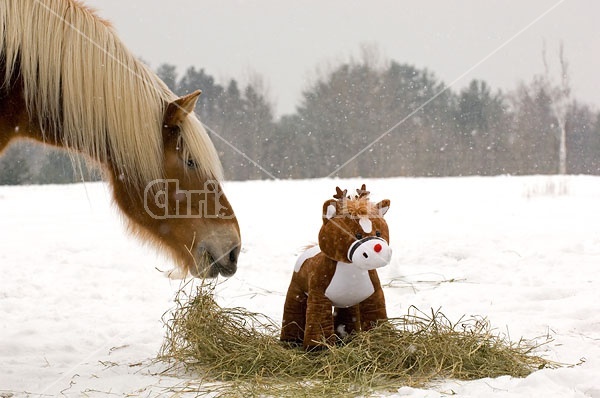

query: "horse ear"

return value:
[164, 90, 202, 128]
[322, 199, 337, 224]
[376, 199, 390, 217]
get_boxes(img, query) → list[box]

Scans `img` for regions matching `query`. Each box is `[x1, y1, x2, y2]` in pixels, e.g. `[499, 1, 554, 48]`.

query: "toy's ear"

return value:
[376, 199, 390, 217]
[322, 199, 337, 224]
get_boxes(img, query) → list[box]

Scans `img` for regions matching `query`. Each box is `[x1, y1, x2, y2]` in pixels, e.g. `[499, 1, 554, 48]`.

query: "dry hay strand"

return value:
[159, 285, 552, 397]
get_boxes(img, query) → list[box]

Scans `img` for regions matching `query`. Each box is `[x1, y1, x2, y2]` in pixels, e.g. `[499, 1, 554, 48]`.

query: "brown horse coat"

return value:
[281, 185, 391, 350]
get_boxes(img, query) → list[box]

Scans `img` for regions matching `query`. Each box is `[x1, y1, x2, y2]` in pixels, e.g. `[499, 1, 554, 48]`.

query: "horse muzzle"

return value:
[191, 242, 240, 278]
[347, 237, 391, 270]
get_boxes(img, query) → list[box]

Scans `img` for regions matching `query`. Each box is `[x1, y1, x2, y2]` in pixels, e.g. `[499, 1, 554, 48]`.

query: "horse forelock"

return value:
[178, 115, 224, 182]
[0, 0, 223, 189]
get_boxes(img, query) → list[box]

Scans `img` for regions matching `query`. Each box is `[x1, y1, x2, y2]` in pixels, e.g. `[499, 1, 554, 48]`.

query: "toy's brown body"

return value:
[280, 185, 391, 350]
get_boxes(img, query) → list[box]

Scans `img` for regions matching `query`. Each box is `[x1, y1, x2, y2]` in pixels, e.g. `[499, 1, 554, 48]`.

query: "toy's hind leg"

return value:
[280, 283, 307, 344]
[333, 306, 361, 338]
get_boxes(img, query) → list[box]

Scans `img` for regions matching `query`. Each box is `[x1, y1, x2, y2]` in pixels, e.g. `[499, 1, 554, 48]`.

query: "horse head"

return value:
[112, 91, 241, 278]
[0, 0, 241, 279]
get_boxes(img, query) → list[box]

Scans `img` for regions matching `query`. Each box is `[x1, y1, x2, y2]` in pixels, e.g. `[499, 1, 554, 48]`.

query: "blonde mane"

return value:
[0, 0, 223, 187]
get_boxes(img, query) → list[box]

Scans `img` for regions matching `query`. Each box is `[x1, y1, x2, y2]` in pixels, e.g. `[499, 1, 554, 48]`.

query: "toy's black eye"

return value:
[186, 158, 198, 168]
[376, 231, 381, 237]
[355, 233, 363, 240]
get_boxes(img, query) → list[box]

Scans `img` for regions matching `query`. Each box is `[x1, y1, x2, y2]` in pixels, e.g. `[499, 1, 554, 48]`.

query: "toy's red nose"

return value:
[374, 243, 382, 253]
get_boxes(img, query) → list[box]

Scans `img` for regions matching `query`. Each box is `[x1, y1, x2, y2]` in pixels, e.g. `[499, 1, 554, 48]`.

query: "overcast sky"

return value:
[85, 0, 599, 117]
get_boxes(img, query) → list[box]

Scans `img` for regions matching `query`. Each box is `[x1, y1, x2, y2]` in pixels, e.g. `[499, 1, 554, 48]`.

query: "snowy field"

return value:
[1, 175, 600, 397]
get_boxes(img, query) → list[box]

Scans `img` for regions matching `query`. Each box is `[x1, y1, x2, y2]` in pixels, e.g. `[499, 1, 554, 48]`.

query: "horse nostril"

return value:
[374, 243, 382, 253]
[362, 252, 369, 259]
[229, 248, 238, 264]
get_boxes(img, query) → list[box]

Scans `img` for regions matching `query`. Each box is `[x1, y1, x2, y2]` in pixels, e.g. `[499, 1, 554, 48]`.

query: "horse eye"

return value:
[186, 158, 198, 168]
[167, 125, 181, 135]
[355, 233, 363, 240]
[376, 231, 381, 237]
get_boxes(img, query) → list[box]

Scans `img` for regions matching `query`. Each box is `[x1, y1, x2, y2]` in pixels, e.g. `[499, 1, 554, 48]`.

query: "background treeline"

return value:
[0, 141, 99, 185]
[159, 58, 599, 180]
[1, 55, 599, 184]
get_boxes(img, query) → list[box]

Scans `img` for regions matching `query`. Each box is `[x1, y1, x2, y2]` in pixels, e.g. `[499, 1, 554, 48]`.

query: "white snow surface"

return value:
[1, 176, 600, 397]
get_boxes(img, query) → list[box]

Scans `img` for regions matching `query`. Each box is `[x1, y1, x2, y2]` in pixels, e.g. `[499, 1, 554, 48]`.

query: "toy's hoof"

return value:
[280, 338, 303, 348]
[304, 344, 328, 352]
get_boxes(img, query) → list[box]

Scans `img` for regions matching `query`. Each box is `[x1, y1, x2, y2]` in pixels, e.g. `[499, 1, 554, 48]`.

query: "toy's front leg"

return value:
[304, 290, 335, 350]
[280, 280, 307, 344]
[359, 270, 387, 331]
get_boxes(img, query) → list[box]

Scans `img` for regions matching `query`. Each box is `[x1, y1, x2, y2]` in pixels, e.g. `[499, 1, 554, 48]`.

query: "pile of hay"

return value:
[160, 286, 551, 397]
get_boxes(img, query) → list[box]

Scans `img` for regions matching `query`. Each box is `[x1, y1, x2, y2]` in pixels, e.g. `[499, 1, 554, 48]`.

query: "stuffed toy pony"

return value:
[280, 184, 391, 350]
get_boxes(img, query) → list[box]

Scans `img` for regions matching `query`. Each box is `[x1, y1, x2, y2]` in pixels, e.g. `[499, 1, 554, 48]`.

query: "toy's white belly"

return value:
[325, 262, 375, 308]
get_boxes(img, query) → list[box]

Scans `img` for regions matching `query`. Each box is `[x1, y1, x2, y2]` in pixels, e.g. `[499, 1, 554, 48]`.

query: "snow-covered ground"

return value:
[1, 176, 599, 397]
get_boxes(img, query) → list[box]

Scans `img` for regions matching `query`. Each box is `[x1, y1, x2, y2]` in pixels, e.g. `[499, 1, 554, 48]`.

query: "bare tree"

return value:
[542, 41, 571, 174]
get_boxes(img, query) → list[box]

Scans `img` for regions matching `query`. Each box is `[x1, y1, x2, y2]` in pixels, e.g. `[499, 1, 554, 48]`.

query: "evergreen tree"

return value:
[156, 63, 178, 92]
[454, 80, 511, 175]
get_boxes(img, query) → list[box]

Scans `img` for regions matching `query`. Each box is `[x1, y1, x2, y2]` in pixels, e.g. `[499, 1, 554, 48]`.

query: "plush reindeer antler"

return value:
[333, 187, 347, 200]
[356, 184, 370, 199]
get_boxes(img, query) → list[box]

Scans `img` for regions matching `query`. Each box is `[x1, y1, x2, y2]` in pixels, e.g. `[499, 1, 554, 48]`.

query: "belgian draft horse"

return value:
[0, 0, 241, 278]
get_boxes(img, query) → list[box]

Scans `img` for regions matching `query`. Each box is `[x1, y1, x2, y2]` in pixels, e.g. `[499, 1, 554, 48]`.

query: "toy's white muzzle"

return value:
[347, 237, 392, 270]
